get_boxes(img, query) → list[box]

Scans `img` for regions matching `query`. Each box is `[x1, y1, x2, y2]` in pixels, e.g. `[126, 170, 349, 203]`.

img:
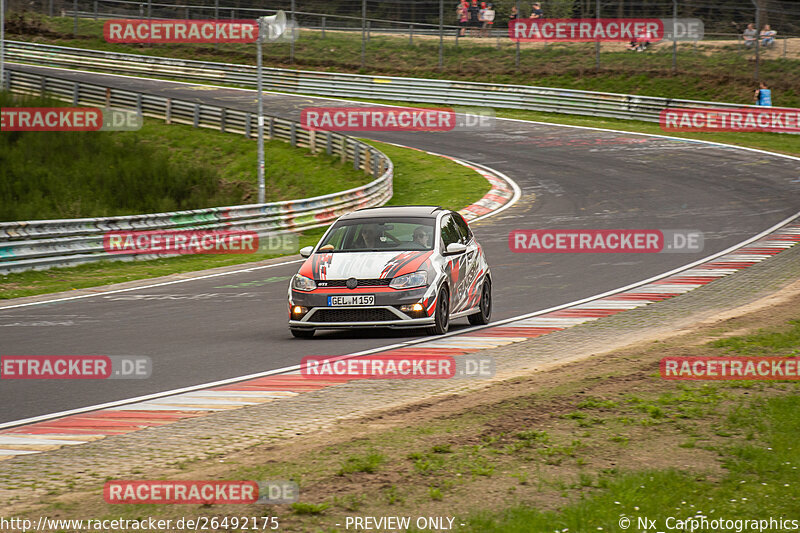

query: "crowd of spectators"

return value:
[743, 23, 777, 48]
[453, 4, 781, 51]
[457, 1, 542, 37]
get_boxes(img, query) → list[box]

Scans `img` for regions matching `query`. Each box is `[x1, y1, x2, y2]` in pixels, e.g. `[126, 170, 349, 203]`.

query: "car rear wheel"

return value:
[468, 279, 492, 325]
[426, 286, 450, 336]
[290, 328, 315, 338]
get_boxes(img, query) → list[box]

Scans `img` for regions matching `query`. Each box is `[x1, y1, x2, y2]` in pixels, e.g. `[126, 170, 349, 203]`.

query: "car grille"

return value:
[316, 279, 392, 287]
[312, 308, 398, 323]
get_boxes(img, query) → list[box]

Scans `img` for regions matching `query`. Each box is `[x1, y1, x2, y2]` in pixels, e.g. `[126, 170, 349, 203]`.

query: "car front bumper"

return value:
[289, 305, 434, 329]
[289, 287, 433, 329]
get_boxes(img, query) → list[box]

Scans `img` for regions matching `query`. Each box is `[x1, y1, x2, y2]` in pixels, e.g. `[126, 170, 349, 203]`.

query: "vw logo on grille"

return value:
[346, 277, 358, 289]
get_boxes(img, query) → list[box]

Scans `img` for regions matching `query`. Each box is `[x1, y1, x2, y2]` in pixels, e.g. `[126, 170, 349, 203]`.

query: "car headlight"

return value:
[389, 270, 428, 289]
[292, 274, 316, 292]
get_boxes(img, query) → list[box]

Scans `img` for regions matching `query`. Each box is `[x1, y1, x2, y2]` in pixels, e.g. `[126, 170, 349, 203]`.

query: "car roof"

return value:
[339, 206, 445, 220]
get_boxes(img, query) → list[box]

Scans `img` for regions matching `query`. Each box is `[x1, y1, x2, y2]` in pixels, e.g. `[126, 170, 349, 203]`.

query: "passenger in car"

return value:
[356, 224, 380, 249]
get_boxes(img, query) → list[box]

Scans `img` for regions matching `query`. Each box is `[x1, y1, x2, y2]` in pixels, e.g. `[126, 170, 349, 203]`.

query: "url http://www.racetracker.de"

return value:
[617, 515, 799, 532]
[0, 516, 281, 532]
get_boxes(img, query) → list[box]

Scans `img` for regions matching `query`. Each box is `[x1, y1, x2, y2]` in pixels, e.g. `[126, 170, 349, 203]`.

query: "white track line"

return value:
[0, 259, 303, 311]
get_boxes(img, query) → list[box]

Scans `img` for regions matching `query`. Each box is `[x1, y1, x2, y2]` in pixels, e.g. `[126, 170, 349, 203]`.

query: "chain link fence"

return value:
[3, 0, 799, 99]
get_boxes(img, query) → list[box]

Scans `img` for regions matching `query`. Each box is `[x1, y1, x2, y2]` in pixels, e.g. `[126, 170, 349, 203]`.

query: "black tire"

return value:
[290, 328, 315, 338]
[426, 286, 450, 336]
[468, 279, 492, 325]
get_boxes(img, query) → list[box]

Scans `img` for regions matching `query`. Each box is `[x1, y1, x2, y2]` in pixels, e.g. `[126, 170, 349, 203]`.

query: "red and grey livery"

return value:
[287, 206, 493, 338]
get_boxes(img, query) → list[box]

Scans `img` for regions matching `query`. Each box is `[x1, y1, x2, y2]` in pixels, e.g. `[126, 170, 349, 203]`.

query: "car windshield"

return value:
[317, 217, 435, 252]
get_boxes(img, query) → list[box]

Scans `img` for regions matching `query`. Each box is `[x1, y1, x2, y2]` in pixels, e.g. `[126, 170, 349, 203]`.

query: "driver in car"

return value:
[413, 226, 433, 248]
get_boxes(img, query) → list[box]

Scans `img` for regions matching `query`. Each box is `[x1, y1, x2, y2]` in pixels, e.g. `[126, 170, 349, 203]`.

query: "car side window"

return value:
[452, 212, 472, 243]
[440, 215, 461, 249]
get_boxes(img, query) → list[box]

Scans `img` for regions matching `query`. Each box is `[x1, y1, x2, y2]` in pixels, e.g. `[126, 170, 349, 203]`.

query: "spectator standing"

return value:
[742, 23, 756, 48]
[509, 5, 518, 20]
[530, 2, 543, 18]
[754, 81, 772, 107]
[468, 0, 480, 36]
[482, 3, 495, 37]
[457, 1, 468, 36]
[761, 24, 777, 48]
[478, 2, 487, 37]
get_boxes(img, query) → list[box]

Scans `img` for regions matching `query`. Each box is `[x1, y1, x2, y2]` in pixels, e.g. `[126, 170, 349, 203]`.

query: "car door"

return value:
[440, 214, 471, 313]
[452, 212, 481, 312]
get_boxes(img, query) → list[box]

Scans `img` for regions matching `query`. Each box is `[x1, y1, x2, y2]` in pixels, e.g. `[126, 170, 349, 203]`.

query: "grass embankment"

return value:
[0, 135, 490, 299]
[0, 92, 368, 221]
[7, 12, 800, 107]
[15, 282, 800, 531]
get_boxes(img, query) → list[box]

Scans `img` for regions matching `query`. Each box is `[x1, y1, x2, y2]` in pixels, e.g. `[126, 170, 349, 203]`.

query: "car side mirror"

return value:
[299, 246, 313, 258]
[445, 243, 467, 255]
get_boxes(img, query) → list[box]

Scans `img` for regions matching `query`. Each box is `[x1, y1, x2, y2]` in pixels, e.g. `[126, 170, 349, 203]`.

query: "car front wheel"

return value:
[426, 286, 450, 336]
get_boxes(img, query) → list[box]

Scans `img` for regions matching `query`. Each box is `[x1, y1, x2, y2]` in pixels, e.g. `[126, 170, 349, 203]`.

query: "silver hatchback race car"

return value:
[287, 206, 492, 338]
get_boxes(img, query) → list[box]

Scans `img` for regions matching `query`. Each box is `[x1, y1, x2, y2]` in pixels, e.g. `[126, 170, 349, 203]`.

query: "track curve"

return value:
[2, 63, 799, 424]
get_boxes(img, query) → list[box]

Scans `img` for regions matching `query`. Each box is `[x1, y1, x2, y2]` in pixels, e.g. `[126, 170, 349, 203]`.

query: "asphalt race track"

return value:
[2, 63, 800, 424]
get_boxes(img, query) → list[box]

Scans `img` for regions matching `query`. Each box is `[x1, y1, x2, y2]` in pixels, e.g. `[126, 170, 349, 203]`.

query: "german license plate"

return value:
[328, 295, 375, 306]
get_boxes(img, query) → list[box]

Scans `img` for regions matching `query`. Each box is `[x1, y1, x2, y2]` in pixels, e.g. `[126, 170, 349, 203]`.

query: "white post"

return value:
[256, 11, 286, 203]
[257, 39, 265, 204]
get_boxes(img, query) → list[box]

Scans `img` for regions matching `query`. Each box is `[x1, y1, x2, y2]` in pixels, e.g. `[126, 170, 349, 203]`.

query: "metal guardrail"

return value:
[4, 40, 771, 124]
[0, 68, 393, 274]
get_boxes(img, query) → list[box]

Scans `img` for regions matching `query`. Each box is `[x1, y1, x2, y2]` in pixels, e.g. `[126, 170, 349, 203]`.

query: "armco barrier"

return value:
[4, 40, 771, 122]
[0, 69, 393, 274]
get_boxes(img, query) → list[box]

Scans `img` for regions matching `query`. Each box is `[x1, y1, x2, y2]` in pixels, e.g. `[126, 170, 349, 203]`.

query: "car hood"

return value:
[298, 250, 433, 280]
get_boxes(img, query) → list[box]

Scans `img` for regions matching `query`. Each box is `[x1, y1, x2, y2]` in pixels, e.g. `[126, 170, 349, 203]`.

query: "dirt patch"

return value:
[3, 12, 63, 38]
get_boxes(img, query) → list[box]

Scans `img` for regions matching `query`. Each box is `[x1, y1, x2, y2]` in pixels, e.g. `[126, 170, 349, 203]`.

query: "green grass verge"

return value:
[0, 139, 489, 299]
[371, 141, 491, 210]
[463, 322, 800, 532]
[0, 91, 368, 221]
[7, 12, 800, 107]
